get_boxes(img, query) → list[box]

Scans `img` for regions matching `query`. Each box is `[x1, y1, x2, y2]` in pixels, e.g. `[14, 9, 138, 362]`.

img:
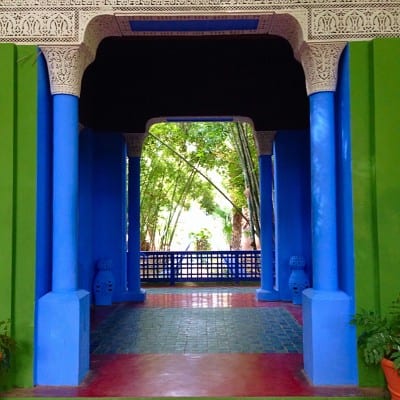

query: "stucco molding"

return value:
[40, 44, 94, 96]
[254, 131, 276, 156]
[298, 41, 346, 95]
[0, 3, 400, 49]
[125, 133, 147, 157]
[2, 2, 399, 96]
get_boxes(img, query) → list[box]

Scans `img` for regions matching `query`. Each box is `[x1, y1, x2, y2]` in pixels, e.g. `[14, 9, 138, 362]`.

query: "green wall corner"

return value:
[350, 38, 400, 386]
[0, 44, 38, 389]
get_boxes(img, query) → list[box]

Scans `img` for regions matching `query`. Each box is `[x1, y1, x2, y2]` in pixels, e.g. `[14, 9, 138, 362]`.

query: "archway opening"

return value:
[80, 34, 309, 133]
[78, 32, 311, 396]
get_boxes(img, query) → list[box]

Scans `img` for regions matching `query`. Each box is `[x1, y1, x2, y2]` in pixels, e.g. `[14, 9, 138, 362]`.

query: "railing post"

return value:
[170, 253, 175, 286]
[234, 252, 240, 283]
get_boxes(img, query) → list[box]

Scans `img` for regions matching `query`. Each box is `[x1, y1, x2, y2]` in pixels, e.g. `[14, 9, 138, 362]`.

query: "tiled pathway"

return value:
[91, 306, 303, 354]
[4, 285, 384, 398]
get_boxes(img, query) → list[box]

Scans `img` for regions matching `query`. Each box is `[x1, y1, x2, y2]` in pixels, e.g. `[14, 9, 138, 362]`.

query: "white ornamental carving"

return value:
[1, 1, 400, 98]
[0, 2, 399, 46]
[81, 12, 119, 53]
[1, 1, 400, 5]
[298, 41, 346, 95]
[254, 131, 276, 156]
[0, 11, 75, 40]
[125, 133, 147, 157]
[311, 7, 400, 39]
[40, 44, 93, 96]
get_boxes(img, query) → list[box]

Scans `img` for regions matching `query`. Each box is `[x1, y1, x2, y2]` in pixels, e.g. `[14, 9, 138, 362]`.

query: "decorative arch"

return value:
[2, 0, 400, 391]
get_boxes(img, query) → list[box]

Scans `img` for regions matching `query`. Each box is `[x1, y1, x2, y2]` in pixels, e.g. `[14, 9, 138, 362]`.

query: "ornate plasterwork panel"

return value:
[310, 7, 400, 39]
[254, 131, 276, 156]
[0, 2, 399, 47]
[298, 41, 346, 95]
[125, 132, 147, 157]
[41, 43, 93, 96]
[1, 1, 399, 95]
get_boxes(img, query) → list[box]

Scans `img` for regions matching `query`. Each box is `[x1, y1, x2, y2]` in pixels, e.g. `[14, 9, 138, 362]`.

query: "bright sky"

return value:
[170, 203, 230, 251]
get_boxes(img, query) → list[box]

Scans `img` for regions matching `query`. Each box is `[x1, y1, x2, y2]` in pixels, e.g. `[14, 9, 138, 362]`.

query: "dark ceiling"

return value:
[79, 34, 309, 133]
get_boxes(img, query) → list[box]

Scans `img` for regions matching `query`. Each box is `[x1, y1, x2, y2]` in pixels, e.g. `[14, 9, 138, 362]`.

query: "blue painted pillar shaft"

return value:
[255, 131, 278, 301]
[128, 156, 141, 292]
[52, 94, 79, 292]
[259, 154, 273, 290]
[301, 42, 355, 386]
[309, 92, 338, 291]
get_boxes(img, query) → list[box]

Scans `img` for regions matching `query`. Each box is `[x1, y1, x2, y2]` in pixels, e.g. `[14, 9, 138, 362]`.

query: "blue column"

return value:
[273, 131, 311, 302]
[91, 133, 128, 302]
[125, 155, 146, 301]
[302, 91, 355, 385]
[36, 94, 90, 385]
[119, 135, 146, 302]
[35, 51, 52, 301]
[52, 95, 79, 291]
[255, 132, 279, 301]
[309, 93, 338, 291]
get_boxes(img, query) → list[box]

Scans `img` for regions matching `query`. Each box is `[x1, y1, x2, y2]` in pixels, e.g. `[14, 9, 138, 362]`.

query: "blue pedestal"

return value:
[36, 290, 90, 385]
[118, 288, 147, 302]
[256, 288, 279, 301]
[302, 288, 358, 385]
[93, 259, 115, 306]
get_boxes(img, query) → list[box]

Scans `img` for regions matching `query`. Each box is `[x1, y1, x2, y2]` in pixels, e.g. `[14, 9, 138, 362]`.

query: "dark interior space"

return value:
[79, 34, 309, 133]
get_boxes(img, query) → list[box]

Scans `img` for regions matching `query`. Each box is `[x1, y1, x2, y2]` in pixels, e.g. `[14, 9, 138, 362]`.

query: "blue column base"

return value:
[256, 288, 279, 301]
[302, 288, 358, 385]
[36, 290, 90, 386]
[117, 288, 146, 303]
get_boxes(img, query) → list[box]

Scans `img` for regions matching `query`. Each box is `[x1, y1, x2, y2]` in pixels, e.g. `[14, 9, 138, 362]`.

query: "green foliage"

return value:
[190, 228, 212, 251]
[141, 121, 250, 250]
[0, 319, 17, 373]
[140, 121, 260, 250]
[351, 293, 400, 372]
[228, 122, 260, 240]
[213, 206, 233, 245]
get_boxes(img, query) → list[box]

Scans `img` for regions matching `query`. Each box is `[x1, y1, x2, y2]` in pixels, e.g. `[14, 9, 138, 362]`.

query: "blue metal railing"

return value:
[140, 250, 261, 285]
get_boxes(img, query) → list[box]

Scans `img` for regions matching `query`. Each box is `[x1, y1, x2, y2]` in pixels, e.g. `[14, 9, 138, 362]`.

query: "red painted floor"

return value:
[3, 288, 384, 398]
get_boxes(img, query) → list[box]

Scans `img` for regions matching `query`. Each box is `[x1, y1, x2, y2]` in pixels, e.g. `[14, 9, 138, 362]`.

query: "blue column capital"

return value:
[253, 131, 276, 156]
[298, 41, 346, 95]
[40, 45, 93, 97]
[125, 132, 147, 157]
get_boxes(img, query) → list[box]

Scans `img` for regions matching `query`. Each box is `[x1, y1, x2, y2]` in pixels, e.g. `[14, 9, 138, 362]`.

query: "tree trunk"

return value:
[231, 211, 243, 250]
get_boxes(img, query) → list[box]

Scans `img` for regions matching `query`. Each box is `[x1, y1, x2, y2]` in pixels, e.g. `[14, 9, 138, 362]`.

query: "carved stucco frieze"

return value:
[0, 3, 400, 48]
[267, 12, 305, 53]
[254, 131, 276, 156]
[1, 2, 400, 99]
[80, 12, 120, 52]
[125, 133, 147, 157]
[297, 41, 346, 95]
[310, 7, 400, 40]
[0, 10, 77, 42]
[40, 44, 94, 96]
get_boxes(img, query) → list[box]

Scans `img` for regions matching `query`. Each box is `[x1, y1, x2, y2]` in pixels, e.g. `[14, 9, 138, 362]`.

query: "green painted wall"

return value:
[350, 38, 400, 386]
[0, 44, 38, 389]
